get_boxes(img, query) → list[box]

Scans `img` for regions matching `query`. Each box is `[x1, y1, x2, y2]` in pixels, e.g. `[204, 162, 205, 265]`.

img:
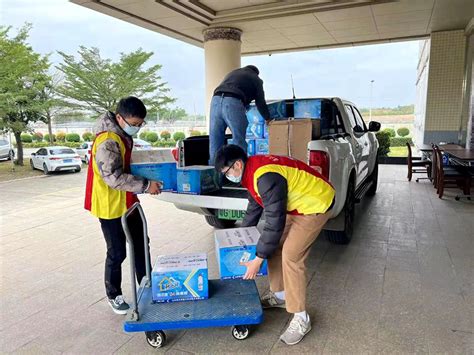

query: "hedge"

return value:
[32, 132, 43, 142]
[56, 132, 66, 142]
[44, 133, 56, 142]
[173, 132, 185, 141]
[152, 140, 177, 148]
[189, 130, 201, 137]
[19, 142, 82, 149]
[82, 132, 94, 141]
[139, 131, 148, 140]
[146, 132, 159, 143]
[375, 131, 391, 157]
[160, 131, 171, 140]
[397, 127, 410, 137]
[382, 128, 396, 138]
[66, 133, 81, 142]
[20, 134, 33, 143]
[390, 137, 413, 147]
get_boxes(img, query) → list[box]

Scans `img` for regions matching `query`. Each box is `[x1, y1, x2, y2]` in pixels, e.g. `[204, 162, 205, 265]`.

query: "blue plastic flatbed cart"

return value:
[121, 203, 264, 348]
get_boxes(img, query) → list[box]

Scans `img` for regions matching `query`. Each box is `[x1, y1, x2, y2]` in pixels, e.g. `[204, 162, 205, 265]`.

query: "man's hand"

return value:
[147, 181, 162, 195]
[243, 256, 264, 280]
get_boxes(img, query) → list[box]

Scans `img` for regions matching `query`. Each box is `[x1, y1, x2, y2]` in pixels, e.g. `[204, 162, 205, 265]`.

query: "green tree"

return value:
[56, 47, 175, 114]
[375, 131, 391, 158]
[82, 132, 93, 141]
[382, 128, 396, 138]
[66, 133, 80, 142]
[397, 127, 410, 137]
[146, 132, 158, 143]
[160, 131, 171, 140]
[56, 132, 66, 142]
[153, 107, 187, 123]
[0, 24, 51, 165]
[173, 131, 185, 141]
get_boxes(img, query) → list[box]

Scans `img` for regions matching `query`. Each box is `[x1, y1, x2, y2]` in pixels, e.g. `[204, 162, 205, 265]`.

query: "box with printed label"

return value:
[247, 139, 256, 156]
[263, 124, 269, 139]
[215, 227, 268, 279]
[255, 139, 269, 155]
[246, 100, 287, 124]
[294, 99, 322, 119]
[130, 162, 177, 192]
[246, 123, 265, 139]
[177, 166, 219, 194]
[151, 253, 208, 303]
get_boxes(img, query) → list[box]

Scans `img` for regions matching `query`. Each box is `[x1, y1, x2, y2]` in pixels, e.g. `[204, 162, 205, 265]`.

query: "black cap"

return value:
[245, 65, 259, 75]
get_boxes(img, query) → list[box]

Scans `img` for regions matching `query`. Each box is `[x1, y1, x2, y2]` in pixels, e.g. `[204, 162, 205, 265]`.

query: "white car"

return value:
[76, 142, 93, 164]
[30, 147, 82, 175]
[0, 138, 15, 161]
[133, 139, 152, 150]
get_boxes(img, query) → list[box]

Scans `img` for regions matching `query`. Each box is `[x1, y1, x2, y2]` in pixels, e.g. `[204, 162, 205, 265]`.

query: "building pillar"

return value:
[203, 27, 242, 129]
[417, 30, 469, 144]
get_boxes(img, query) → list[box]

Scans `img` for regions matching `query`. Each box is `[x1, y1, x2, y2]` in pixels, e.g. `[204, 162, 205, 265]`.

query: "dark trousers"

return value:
[99, 211, 151, 299]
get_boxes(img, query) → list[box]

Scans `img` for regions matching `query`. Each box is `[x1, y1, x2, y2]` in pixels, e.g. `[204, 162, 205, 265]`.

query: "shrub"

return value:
[146, 131, 159, 143]
[382, 128, 396, 138]
[82, 132, 94, 141]
[189, 130, 201, 137]
[173, 131, 185, 141]
[44, 133, 56, 143]
[66, 133, 80, 142]
[139, 131, 148, 140]
[152, 140, 176, 148]
[22, 142, 82, 149]
[390, 137, 413, 147]
[20, 134, 33, 143]
[32, 132, 43, 142]
[56, 132, 66, 142]
[397, 127, 410, 137]
[160, 131, 171, 140]
[375, 131, 391, 158]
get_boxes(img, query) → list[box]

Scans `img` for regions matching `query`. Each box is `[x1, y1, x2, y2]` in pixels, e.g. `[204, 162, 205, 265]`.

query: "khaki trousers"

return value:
[267, 212, 330, 313]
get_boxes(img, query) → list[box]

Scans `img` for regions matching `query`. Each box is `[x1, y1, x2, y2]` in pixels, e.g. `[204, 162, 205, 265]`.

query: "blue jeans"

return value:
[209, 95, 248, 165]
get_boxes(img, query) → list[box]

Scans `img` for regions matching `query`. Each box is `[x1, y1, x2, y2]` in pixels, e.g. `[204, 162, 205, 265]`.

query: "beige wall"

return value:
[422, 30, 467, 143]
[204, 39, 241, 125]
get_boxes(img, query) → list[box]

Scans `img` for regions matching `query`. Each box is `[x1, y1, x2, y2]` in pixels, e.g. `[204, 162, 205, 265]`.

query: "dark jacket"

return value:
[214, 67, 270, 121]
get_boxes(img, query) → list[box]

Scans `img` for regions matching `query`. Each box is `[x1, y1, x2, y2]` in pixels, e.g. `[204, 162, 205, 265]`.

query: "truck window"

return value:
[320, 100, 345, 135]
[352, 107, 368, 131]
[344, 105, 364, 133]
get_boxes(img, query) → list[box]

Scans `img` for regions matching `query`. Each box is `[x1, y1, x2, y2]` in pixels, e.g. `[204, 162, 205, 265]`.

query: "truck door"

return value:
[344, 104, 369, 186]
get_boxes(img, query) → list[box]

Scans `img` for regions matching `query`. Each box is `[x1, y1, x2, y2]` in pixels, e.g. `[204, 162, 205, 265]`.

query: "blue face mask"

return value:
[121, 117, 141, 136]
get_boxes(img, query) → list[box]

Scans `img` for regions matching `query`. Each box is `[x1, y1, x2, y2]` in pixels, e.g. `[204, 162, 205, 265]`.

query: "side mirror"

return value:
[369, 121, 381, 132]
[31, 153, 36, 156]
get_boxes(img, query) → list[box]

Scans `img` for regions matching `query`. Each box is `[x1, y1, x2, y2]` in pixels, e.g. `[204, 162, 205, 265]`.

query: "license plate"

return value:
[63, 159, 72, 163]
[217, 209, 245, 220]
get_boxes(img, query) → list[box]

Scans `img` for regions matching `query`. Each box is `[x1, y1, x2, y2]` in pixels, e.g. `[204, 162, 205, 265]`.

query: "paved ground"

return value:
[0, 165, 473, 354]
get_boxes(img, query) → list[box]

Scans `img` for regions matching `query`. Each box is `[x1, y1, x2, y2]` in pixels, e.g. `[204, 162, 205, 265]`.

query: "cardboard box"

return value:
[246, 100, 287, 124]
[294, 99, 322, 119]
[246, 122, 265, 139]
[214, 227, 268, 279]
[130, 162, 177, 191]
[177, 166, 219, 194]
[268, 119, 320, 162]
[151, 253, 208, 303]
[131, 149, 175, 164]
[255, 139, 269, 155]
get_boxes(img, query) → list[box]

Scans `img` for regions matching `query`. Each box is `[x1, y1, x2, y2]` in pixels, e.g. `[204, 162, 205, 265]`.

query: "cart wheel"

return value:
[455, 196, 460, 201]
[145, 330, 166, 348]
[232, 325, 249, 340]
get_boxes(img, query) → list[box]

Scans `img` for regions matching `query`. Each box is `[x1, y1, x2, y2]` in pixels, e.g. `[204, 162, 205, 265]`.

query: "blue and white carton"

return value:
[246, 122, 265, 139]
[247, 139, 256, 156]
[131, 150, 177, 191]
[152, 253, 208, 303]
[177, 165, 219, 194]
[214, 227, 268, 279]
[255, 139, 269, 155]
[294, 99, 322, 119]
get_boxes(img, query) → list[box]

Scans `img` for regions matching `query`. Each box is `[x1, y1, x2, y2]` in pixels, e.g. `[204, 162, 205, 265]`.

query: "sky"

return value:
[1, 0, 421, 115]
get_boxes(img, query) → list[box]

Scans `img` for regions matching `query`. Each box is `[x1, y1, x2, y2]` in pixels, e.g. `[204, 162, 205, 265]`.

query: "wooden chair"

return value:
[433, 146, 471, 199]
[406, 143, 431, 182]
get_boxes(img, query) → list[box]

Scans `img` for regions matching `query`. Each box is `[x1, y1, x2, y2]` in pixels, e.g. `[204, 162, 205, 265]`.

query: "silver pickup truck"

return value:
[155, 97, 380, 245]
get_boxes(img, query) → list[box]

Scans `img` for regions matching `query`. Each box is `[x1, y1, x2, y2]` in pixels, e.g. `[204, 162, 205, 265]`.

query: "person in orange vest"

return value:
[214, 145, 335, 345]
[85, 96, 161, 315]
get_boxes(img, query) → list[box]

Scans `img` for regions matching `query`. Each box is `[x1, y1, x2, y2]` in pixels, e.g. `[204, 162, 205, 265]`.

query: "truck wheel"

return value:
[327, 178, 355, 244]
[205, 215, 236, 229]
[366, 161, 378, 197]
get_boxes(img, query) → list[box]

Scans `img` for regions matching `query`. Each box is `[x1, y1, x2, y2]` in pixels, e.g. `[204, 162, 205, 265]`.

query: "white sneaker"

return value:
[107, 295, 130, 315]
[280, 314, 311, 345]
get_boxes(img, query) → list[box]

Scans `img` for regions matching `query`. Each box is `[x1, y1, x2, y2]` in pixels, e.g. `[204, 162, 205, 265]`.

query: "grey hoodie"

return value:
[94, 111, 148, 193]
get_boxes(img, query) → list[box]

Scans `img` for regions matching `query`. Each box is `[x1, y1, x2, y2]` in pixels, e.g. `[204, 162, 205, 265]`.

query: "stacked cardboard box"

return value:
[131, 150, 177, 191]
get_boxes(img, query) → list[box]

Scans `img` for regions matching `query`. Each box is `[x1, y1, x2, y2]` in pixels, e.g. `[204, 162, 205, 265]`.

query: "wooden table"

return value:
[439, 144, 466, 151]
[417, 144, 433, 153]
[443, 147, 474, 165]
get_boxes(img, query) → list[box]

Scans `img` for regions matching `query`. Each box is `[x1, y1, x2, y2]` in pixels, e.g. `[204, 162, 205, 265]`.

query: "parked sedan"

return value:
[30, 147, 82, 175]
[76, 142, 93, 164]
[0, 138, 15, 161]
[133, 139, 152, 151]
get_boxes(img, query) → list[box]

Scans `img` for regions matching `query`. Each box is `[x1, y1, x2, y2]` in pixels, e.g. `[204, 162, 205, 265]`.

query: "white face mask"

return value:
[121, 119, 141, 136]
[227, 173, 242, 183]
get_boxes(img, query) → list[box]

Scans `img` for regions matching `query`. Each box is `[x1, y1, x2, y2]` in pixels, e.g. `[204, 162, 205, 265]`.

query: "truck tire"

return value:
[326, 178, 355, 244]
[204, 215, 236, 229]
[366, 161, 378, 197]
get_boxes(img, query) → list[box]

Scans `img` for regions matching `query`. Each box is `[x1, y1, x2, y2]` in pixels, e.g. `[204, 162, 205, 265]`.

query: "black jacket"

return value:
[241, 172, 287, 259]
[214, 67, 270, 121]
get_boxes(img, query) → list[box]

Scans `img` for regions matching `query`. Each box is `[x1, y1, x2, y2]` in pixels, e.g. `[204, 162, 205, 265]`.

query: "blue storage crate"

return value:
[255, 139, 269, 155]
[130, 162, 177, 192]
[177, 166, 219, 195]
[294, 99, 322, 119]
[246, 100, 287, 123]
[246, 122, 265, 139]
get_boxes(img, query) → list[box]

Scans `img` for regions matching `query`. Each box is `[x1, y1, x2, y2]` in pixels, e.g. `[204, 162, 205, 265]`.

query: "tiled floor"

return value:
[0, 165, 472, 354]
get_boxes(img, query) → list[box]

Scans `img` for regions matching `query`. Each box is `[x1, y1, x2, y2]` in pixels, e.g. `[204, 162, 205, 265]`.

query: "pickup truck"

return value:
[155, 97, 380, 244]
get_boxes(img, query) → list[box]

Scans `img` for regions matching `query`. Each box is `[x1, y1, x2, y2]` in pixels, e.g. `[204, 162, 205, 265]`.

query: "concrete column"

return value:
[203, 27, 242, 129]
[419, 30, 468, 144]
